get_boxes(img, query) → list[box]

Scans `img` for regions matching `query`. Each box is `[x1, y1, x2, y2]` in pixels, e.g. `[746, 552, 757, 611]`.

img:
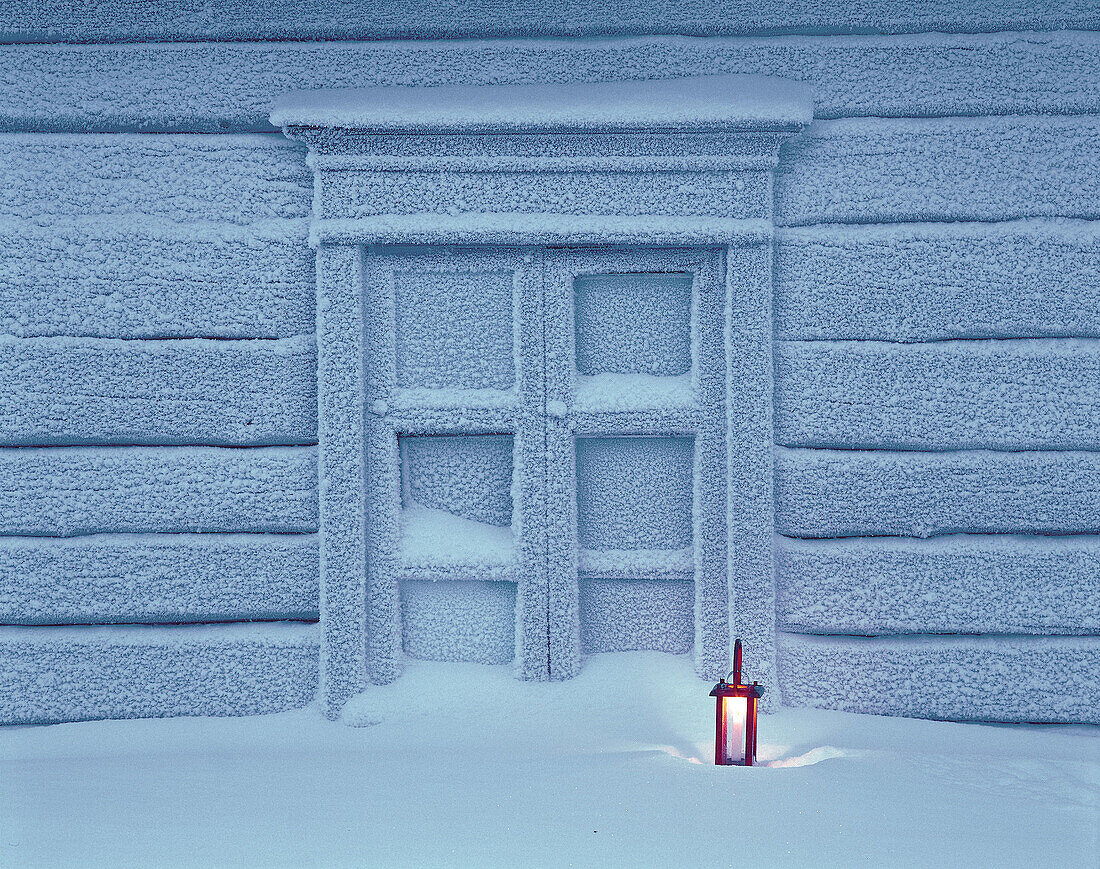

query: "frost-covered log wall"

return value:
[1, 12, 1098, 722]
[5, 1, 1098, 42]
[3, 33, 1100, 132]
[770, 98, 1100, 723]
[0, 131, 319, 723]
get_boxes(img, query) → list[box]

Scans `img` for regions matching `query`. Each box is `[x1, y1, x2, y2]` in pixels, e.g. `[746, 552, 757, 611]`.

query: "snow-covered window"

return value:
[275, 74, 812, 716]
[361, 246, 719, 667]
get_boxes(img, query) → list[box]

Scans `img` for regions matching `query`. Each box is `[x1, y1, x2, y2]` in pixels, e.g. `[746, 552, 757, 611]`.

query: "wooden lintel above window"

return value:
[273, 75, 812, 248]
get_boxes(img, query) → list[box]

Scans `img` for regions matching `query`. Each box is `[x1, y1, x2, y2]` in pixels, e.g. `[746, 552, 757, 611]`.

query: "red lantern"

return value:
[710, 638, 764, 766]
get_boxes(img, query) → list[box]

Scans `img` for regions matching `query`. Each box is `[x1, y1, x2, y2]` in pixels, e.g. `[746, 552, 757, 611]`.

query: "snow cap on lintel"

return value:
[271, 75, 813, 133]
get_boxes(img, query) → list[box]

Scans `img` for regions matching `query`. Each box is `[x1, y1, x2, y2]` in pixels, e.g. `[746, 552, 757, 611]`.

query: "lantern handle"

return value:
[731, 637, 743, 685]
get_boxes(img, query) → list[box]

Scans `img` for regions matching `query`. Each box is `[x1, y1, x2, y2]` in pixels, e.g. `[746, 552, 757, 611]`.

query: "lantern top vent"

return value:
[270, 74, 813, 134]
[711, 681, 765, 699]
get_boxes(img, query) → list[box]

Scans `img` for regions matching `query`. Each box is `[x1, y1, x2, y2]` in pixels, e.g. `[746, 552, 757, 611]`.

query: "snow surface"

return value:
[580, 580, 693, 654]
[574, 272, 692, 376]
[2, 653, 1095, 867]
[578, 545, 694, 580]
[0, 622, 318, 724]
[576, 436, 694, 550]
[311, 159, 773, 229]
[0, 334, 316, 446]
[315, 245, 370, 713]
[400, 505, 513, 578]
[0, 445, 317, 536]
[0, 133, 309, 224]
[574, 372, 694, 413]
[312, 213, 771, 248]
[271, 75, 812, 132]
[776, 534, 1100, 636]
[401, 580, 516, 664]
[0, 218, 312, 339]
[394, 268, 514, 391]
[779, 633, 1100, 723]
[401, 435, 513, 527]
[3, 22, 1098, 733]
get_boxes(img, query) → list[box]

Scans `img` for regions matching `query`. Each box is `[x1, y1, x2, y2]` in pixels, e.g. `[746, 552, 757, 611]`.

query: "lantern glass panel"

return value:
[724, 696, 748, 764]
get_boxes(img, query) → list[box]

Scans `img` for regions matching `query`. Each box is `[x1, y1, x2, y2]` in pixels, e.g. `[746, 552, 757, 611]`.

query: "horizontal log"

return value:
[0, 533, 319, 624]
[0, 219, 312, 338]
[0, 622, 318, 724]
[0, 134, 309, 223]
[3, 33, 1099, 132]
[776, 535, 1100, 635]
[775, 448, 1100, 538]
[775, 339, 1100, 450]
[774, 221, 1100, 340]
[5, 1, 1098, 41]
[0, 335, 316, 446]
[777, 633, 1100, 722]
[776, 116, 1100, 226]
[0, 445, 317, 536]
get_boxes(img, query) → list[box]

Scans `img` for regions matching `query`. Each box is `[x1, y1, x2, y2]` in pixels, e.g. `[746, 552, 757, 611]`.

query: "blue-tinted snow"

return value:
[0, 446, 317, 536]
[400, 506, 514, 579]
[575, 436, 694, 551]
[775, 219, 1100, 340]
[401, 580, 516, 664]
[777, 535, 1100, 636]
[401, 435, 513, 527]
[0, 334, 316, 446]
[574, 272, 692, 377]
[3, 653, 1096, 866]
[394, 268, 515, 391]
[579, 579, 693, 654]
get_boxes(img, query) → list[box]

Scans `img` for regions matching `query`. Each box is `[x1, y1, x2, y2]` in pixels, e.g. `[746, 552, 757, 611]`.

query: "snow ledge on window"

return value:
[271, 75, 813, 133]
